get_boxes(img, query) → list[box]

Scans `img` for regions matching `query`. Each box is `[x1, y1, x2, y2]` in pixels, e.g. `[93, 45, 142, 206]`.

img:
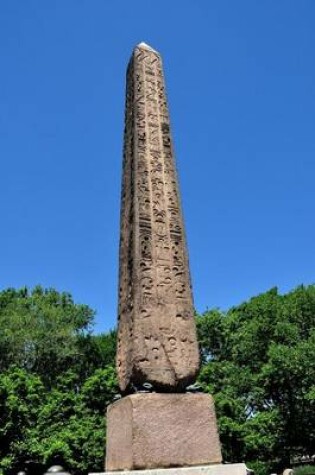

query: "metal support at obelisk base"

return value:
[90, 43, 250, 475]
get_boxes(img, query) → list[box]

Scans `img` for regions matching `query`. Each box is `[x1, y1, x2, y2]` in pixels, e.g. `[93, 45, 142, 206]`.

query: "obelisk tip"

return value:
[135, 42, 159, 54]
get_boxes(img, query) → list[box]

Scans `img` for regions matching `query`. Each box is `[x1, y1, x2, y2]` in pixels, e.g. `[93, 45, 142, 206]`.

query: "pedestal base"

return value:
[91, 463, 249, 475]
[105, 393, 222, 471]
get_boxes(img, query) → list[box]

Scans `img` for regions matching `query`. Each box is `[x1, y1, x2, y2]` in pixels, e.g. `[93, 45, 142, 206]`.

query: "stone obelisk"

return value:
[117, 42, 199, 394]
[105, 43, 222, 473]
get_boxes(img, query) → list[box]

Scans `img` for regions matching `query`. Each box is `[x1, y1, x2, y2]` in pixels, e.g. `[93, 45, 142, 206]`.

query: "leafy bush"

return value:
[294, 466, 315, 475]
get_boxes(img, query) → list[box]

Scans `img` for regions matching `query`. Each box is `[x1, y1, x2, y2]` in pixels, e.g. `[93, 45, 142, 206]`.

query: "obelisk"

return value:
[116, 42, 199, 394]
[105, 43, 222, 472]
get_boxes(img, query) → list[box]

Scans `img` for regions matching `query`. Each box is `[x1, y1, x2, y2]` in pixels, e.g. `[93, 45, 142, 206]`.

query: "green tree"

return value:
[0, 366, 118, 475]
[0, 368, 45, 474]
[75, 331, 117, 380]
[197, 285, 315, 473]
[25, 368, 117, 475]
[1, 284, 314, 475]
[0, 287, 117, 475]
[0, 287, 94, 386]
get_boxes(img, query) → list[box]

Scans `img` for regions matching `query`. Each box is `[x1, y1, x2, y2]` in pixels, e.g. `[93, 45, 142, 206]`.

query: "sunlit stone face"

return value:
[116, 43, 200, 394]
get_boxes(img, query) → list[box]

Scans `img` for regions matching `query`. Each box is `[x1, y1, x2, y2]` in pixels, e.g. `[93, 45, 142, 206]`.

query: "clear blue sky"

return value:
[1, 1, 314, 333]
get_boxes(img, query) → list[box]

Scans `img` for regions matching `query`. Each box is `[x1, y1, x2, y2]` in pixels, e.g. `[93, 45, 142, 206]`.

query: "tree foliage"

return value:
[0, 287, 95, 386]
[0, 286, 117, 475]
[0, 284, 314, 475]
[197, 285, 315, 474]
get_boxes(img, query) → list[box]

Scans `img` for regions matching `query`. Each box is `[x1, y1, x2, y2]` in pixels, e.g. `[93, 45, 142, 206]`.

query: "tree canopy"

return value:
[197, 285, 315, 474]
[0, 285, 314, 475]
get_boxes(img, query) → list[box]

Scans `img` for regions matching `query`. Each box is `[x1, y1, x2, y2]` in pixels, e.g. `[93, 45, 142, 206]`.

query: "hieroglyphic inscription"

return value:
[117, 43, 200, 393]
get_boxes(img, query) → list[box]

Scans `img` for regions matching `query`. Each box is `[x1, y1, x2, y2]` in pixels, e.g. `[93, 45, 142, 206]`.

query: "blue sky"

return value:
[0, 1, 314, 333]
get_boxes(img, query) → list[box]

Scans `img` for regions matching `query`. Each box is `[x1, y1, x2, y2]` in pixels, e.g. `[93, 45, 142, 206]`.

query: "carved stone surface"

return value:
[117, 42, 200, 393]
[105, 393, 222, 471]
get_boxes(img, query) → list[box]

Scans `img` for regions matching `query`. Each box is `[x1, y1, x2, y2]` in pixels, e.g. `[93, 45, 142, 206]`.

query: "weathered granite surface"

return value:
[105, 393, 222, 471]
[117, 41, 200, 394]
[91, 463, 249, 475]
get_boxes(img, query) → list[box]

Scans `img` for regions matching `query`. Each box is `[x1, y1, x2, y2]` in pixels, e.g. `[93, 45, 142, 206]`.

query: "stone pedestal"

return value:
[105, 393, 222, 472]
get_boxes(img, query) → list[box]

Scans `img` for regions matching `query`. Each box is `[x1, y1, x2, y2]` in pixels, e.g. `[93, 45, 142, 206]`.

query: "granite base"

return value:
[105, 393, 222, 471]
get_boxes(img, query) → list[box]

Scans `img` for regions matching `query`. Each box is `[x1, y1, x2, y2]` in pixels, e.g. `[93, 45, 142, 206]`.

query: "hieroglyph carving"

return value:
[117, 43, 200, 393]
